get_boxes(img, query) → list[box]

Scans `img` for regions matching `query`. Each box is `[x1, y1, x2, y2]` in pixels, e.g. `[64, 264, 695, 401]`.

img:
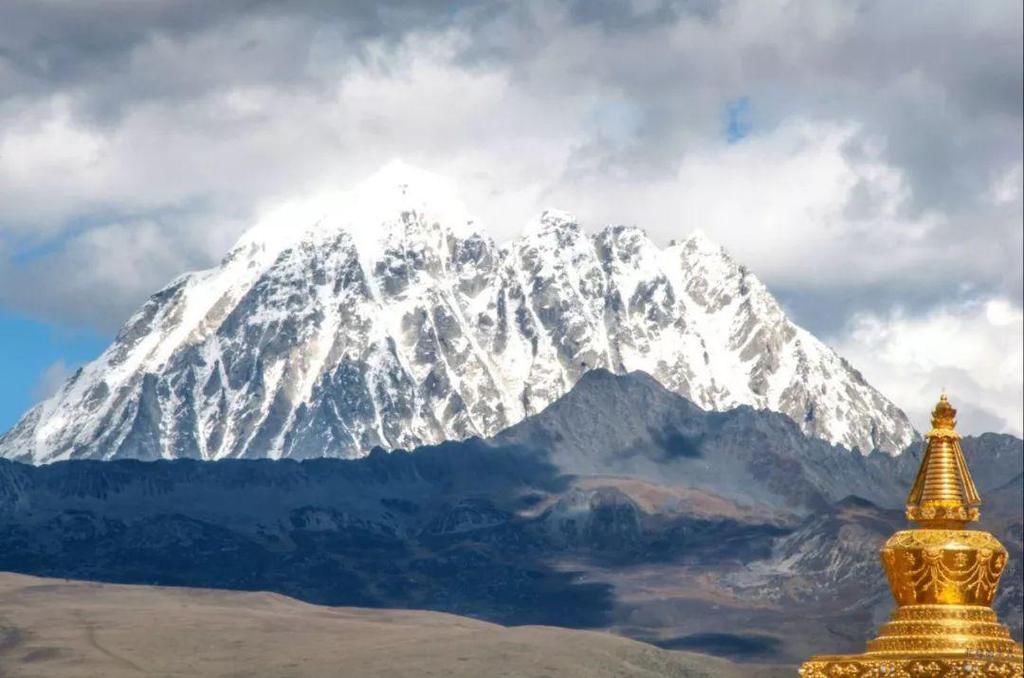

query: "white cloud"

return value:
[988, 163, 1023, 206]
[833, 298, 1024, 436]
[546, 119, 944, 285]
[31, 359, 72, 401]
[0, 216, 245, 329]
[0, 31, 581, 242]
[0, 1, 1020, 440]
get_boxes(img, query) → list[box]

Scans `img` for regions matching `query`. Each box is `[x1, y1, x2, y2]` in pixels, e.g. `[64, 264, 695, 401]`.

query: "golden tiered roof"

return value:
[799, 394, 1023, 677]
[905, 394, 981, 527]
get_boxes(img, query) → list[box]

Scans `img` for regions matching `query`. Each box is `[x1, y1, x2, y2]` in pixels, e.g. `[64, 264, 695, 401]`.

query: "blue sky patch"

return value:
[724, 97, 753, 143]
[0, 310, 109, 432]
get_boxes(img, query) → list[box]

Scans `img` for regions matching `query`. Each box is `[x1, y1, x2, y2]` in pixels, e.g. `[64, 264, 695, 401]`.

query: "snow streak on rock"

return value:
[0, 162, 915, 463]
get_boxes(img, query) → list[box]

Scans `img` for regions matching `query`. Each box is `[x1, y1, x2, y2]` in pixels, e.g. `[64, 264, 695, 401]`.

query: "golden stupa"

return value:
[800, 394, 1023, 677]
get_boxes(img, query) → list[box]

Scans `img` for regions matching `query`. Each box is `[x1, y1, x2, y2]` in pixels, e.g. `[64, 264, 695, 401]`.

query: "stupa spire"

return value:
[905, 393, 981, 527]
[800, 393, 1023, 677]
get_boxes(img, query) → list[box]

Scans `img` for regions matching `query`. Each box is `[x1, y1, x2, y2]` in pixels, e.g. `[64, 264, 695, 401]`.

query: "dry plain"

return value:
[0, 572, 789, 678]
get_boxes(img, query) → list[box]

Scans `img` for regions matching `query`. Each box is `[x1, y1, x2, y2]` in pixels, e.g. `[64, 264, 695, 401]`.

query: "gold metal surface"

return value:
[798, 395, 1023, 677]
[905, 394, 981, 527]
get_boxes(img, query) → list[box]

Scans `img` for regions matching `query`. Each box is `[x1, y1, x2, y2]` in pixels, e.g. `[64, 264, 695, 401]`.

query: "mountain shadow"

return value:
[0, 371, 1020, 664]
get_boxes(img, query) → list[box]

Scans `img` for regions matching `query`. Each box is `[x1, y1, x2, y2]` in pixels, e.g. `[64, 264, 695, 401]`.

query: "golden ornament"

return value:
[798, 394, 1023, 677]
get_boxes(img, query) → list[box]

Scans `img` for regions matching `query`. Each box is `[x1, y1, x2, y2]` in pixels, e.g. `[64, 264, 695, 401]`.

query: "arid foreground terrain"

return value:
[0, 572, 787, 678]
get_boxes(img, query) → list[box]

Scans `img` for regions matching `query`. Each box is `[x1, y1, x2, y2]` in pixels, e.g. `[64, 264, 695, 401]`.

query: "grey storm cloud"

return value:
[0, 0, 1020, 334]
[0, 0, 485, 117]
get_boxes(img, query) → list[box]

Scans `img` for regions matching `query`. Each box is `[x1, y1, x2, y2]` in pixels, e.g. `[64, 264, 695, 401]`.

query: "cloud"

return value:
[550, 119, 942, 284]
[833, 298, 1024, 437]
[0, 214, 246, 330]
[31, 359, 72, 401]
[0, 0, 1020, 429]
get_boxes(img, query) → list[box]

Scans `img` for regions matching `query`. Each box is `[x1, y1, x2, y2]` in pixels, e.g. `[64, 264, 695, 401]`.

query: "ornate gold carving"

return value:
[887, 606, 997, 623]
[799, 658, 1024, 677]
[799, 394, 1023, 676]
[881, 530, 1007, 606]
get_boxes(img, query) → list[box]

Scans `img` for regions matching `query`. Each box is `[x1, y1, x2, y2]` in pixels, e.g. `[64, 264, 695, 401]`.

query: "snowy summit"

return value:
[0, 163, 916, 463]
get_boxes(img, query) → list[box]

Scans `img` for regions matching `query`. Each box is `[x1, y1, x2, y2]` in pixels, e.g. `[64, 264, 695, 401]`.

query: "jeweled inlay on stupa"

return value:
[799, 394, 1024, 677]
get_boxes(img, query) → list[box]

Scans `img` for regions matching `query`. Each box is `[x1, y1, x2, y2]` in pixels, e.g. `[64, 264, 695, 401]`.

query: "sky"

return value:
[0, 0, 1021, 437]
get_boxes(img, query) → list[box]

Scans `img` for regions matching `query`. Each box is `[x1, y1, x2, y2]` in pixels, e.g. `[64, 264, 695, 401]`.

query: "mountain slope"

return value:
[0, 373, 1019, 663]
[493, 370, 921, 511]
[0, 162, 915, 463]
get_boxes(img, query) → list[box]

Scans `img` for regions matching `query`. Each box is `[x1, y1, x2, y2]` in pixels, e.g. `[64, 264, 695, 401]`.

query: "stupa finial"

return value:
[905, 393, 981, 527]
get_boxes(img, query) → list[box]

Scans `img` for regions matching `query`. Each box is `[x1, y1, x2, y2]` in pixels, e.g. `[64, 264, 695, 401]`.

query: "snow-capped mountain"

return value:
[0, 162, 916, 463]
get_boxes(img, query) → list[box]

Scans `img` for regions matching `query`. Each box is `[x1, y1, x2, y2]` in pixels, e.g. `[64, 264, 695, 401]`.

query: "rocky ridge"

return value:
[0, 372, 1019, 664]
[0, 162, 916, 463]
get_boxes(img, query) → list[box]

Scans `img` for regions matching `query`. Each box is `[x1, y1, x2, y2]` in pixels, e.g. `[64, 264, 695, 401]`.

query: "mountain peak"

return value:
[522, 209, 580, 238]
[677, 229, 731, 259]
[356, 160, 471, 223]
[365, 158, 443, 188]
[574, 368, 666, 392]
[230, 161, 477, 270]
[0, 166, 917, 463]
